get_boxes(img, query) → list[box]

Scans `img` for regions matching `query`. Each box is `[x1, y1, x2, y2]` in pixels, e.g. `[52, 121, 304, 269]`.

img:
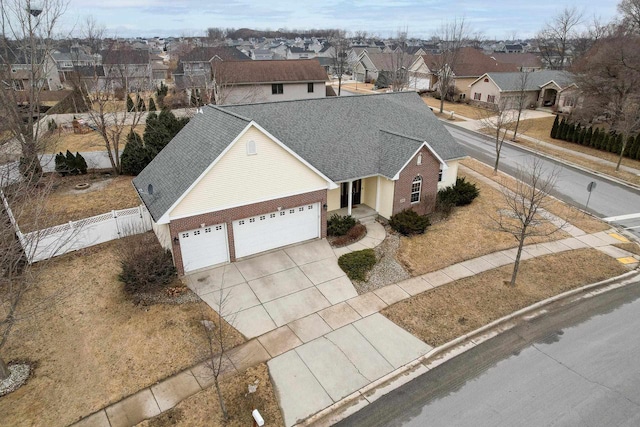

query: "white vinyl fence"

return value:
[1, 188, 153, 263]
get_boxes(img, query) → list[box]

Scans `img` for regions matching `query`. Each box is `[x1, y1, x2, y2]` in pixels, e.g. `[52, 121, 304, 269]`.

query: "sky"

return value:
[61, 0, 621, 40]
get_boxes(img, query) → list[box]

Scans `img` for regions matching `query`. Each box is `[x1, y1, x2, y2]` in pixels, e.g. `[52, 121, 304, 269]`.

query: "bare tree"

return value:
[198, 285, 237, 422]
[82, 15, 104, 54]
[205, 27, 227, 46]
[574, 30, 640, 171]
[492, 159, 565, 286]
[329, 29, 350, 96]
[388, 29, 410, 92]
[0, 0, 68, 183]
[0, 162, 79, 380]
[536, 6, 583, 69]
[73, 41, 151, 174]
[618, 0, 640, 32]
[479, 98, 515, 174]
[431, 18, 469, 113]
[508, 71, 531, 141]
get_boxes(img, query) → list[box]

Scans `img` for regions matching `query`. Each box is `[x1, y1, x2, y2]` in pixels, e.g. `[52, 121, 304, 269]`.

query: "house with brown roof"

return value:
[489, 52, 543, 72]
[422, 47, 519, 100]
[101, 48, 152, 92]
[211, 59, 328, 105]
[173, 46, 249, 91]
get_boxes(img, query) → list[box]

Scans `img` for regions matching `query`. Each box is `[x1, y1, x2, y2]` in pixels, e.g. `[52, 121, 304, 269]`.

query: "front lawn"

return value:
[384, 248, 627, 347]
[421, 96, 496, 120]
[43, 124, 145, 154]
[397, 172, 570, 276]
[0, 237, 245, 427]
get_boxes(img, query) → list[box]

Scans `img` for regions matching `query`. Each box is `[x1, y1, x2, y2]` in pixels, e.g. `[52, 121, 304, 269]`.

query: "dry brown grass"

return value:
[337, 82, 377, 93]
[384, 248, 627, 347]
[614, 242, 640, 256]
[398, 173, 569, 276]
[43, 124, 145, 154]
[460, 158, 611, 234]
[505, 117, 640, 187]
[14, 173, 141, 232]
[421, 96, 496, 120]
[139, 363, 284, 427]
[0, 237, 245, 427]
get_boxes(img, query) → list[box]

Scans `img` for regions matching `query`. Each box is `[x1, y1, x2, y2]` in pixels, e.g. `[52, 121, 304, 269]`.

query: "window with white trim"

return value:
[272, 83, 283, 94]
[417, 153, 422, 165]
[473, 92, 481, 101]
[438, 167, 443, 182]
[487, 95, 496, 103]
[410, 176, 422, 203]
[246, 140, 257, 155]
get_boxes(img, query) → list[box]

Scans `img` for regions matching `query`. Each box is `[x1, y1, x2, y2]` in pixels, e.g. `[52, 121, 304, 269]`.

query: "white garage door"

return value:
[411, 77, 431, 91]
[179, 223, 229, 273]
[233, 203, 320, 259]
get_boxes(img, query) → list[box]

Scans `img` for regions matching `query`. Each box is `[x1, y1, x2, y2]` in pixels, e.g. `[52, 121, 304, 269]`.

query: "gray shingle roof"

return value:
[134, 92, 465, 221]
[487, 70, 575, 92]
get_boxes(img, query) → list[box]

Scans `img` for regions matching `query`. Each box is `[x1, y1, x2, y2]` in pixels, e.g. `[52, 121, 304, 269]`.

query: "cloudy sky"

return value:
[62, 0, 621, 39]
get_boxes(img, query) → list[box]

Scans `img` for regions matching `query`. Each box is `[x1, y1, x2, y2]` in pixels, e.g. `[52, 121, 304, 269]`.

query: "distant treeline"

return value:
[227, 27, 338, 40]
[550, 116, 640, 160]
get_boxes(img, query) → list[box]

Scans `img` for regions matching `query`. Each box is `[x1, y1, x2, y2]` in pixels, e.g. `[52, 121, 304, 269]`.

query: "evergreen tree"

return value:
[65, 150, 78, 175]
[567, 123, 575, 142]
[126, 94, 135, 112]
[136, 95, 146, 112]
[55, 152, 67, 176]
[584, 127, 593, 147]
[595, 128, 604, 149]
[624, 136, 634, 158]
[76, 152, 88, 174]
[578, 127, 586, 145]
[148, 97, 157, 111]
[603, 133, 611, 152]
[632, 134, 640, 160]
[121, 130, 149, 175]
[558, 118, 567, 140]
[550, 115, 560, 139]
[572, 125, 581, 143]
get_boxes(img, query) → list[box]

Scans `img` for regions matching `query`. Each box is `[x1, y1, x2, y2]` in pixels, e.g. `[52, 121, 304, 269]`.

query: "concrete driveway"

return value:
[184, 239, 359, 339]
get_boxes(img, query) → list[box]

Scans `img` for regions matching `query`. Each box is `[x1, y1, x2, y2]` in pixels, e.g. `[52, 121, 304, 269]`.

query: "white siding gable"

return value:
[169, 125, 329, 219]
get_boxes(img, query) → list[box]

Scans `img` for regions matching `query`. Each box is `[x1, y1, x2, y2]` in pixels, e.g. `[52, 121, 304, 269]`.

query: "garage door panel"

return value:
[233, 203, 319, 258]
[179, 223, 229, 273]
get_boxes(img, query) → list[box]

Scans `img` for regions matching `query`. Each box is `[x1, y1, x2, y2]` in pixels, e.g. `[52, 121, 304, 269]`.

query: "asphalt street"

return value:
[337, 279, 640, 427]
[445, 124, 640, 237]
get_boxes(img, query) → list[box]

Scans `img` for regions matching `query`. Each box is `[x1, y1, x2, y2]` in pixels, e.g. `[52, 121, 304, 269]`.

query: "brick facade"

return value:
[169, 189, 327, 275]
[392, 146, 440, 216]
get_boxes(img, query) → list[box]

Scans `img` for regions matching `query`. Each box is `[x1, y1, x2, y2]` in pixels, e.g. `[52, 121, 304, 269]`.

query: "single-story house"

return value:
[133, 92, 466, 274]
[468, 70, 576, 111]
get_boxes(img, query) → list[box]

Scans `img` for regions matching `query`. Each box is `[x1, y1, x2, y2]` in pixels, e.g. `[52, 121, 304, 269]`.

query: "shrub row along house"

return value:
[133, 92, 466, 274]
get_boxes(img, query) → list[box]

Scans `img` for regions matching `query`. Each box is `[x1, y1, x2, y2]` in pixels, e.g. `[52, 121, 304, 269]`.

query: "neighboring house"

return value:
[101, 48, 152, 92]
[2, 48, 62, 91]
[52, 47, 101, 85]
[406, 55, 433, 91]
[354, 52, 414, 85]
[489, 52, 543, 72]
[133, 92, 466, 274]
[173, 46, 249, 90]
[252, 49, 275, 60]
[287, 46, 316, 59]
[210, 59, 328, 105]
[468, 70, 576, 111]
[423, 47, 518, 100]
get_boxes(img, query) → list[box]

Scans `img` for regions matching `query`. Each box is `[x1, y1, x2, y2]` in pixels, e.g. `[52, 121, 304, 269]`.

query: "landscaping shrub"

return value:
[54, 152, 68, 176]
[338, 249, 376, 281]
[436, 177, 479, 209]
[389, 209, 430, 236]
[121, 130, 149, 175]
[332, 223, 366, 246]
[118, 233, 177, 301]
[75, 152, 88, 174]
[327, 214, 356, 236]
[452, 177, 480, 206]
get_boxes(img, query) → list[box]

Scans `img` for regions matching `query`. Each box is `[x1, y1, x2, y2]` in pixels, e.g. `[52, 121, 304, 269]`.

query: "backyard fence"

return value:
[1, 188, 153, 263]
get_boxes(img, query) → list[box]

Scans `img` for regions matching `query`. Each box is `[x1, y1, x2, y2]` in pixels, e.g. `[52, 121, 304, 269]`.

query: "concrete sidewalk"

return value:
[72, 221, 639, 427]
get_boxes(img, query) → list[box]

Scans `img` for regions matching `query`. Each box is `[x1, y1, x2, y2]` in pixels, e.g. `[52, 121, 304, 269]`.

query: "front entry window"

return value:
[411, 176, 422, 203]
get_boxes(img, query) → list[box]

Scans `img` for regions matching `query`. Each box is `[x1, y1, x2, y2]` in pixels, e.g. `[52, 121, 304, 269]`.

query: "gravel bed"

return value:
[0, 363, 31, 397]
[353, 227, 410, 294]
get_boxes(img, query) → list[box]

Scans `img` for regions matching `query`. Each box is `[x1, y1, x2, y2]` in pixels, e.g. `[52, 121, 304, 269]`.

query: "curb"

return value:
[298, 268, 640, 426]
[443, 122, 640, 192]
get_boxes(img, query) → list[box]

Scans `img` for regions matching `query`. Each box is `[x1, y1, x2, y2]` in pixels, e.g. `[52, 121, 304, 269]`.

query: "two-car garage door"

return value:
[179, 203, 320, 273]
[233, 203, 320, 258]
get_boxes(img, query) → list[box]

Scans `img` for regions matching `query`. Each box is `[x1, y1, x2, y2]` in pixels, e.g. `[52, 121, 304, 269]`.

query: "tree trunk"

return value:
[493, 148, 501, 174]
[214, 377, 228, 421]
[616, 141, 626, 171]
[511, 109, 522, 141]
[439, 95, 445, 114]
[0, 356, 10, 380]
[338, 77, 342, 96]
[510, 234, 526, 286]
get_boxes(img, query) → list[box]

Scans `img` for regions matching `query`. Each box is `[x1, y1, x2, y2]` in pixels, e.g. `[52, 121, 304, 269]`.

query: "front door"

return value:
[340, 180, 362, 208]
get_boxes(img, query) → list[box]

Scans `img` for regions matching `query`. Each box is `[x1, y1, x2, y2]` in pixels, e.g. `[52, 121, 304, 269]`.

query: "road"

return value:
[336, 279, 640, 427]
[445, 124, 640, 237]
